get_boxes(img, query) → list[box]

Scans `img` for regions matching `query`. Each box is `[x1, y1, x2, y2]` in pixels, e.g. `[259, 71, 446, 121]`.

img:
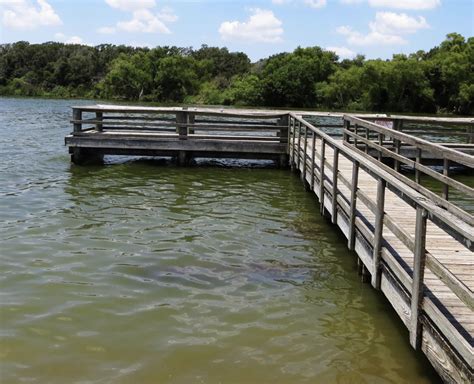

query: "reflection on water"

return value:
[0, 98, 440, 383]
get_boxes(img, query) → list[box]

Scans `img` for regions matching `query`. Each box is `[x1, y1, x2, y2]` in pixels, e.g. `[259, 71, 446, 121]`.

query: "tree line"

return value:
[0, 33, 472, 114]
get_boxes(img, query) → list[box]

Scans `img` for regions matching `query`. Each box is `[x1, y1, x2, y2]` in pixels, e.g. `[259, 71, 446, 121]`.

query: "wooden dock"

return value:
[65, 105, 473, 383]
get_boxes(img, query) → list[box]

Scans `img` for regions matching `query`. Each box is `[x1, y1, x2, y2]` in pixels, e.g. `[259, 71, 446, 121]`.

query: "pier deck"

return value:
[65, 105, 473, 383]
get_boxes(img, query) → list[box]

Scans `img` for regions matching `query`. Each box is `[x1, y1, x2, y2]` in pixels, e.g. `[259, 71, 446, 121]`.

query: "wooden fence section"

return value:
[289, 113, 473, 383]
[342, 115, 474, 217]
[66, 105, 289, 165]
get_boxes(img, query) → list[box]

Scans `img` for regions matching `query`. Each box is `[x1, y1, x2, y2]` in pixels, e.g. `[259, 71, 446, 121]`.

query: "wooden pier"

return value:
[65, 105, 473, 383]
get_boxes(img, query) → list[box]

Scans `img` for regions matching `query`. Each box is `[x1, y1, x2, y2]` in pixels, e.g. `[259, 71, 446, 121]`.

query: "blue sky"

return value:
[0, 0, 472, 61]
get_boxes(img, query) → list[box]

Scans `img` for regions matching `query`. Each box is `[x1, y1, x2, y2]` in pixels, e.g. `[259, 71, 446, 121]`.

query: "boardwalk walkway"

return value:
[65, 105, 473, 383]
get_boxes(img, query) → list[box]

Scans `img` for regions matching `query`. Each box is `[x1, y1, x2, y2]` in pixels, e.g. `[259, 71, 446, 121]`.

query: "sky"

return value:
[0, 0, 473, 61]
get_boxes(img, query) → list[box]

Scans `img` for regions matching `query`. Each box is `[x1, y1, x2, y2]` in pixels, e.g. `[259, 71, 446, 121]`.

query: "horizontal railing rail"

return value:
[342, 115, 474, 221]
[70, 106, 289, 143]
[288, 113, 473, 363]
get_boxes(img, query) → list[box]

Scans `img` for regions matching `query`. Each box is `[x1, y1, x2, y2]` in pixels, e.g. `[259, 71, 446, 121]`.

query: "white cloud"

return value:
[340, 0, 441, 9]
[54, 32, 85, 45]
[219, 8, 284, 43]
[368, 0, 440, 10]
[337, 11, 429, 46]
[337, 25, 406, 46]
[339, 0, 364, 4]
[371, 12, 429, 35]
[104, 0, 155, 11]
[326, 46, 356, 59]
[100, 1, 177, 34]
[304, 0, 327, 8]
[117, 9, 170, 33]
[272, 0, 327, 8]
[98, 26, 116, 34]
[1, 0, 62, 29]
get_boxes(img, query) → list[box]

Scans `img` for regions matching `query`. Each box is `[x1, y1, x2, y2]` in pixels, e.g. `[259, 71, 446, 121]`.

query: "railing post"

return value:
[348, 161, 359, 251]
[95, 111, 103, 132]
[372, 178, 386, 289]
[319, 138, 326, 214]
[176, 111, 188, 140]
[310, 132, 316, 190]
[365, 127, 370, 154]
[415, 148, 422, 184]
[443, 158, 449, 201]
[467, 126, 473, 144]
[393, 119, 403, 172]
[73, 108, 82, 133]
[302, 125, 308, 181]
[354, 124, 359, 148]
[279, 114, 289, 144]
[331, 147, 339, 224]
[410, 206, 428, 350]
[343, 118, 350, 143]
[176, 110, 189, 166]
[188, 113, 195, 135]
[297, 121, 302, 171]
[377, 132, 383, 161]
[290, 117, 296, 171]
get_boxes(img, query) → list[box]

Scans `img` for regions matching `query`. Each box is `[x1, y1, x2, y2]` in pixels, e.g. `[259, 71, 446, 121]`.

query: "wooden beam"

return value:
[348, 161, 359, 251]
[372, 178, 386, 290]
[410, 206, 428, 350]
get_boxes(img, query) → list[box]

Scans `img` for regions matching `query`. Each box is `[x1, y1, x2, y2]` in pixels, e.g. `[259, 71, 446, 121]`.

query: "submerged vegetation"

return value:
[0, 33, 472, 114]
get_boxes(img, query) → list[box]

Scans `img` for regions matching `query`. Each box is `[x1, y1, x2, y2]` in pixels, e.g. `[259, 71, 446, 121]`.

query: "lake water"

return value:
[0, 98, 440, 383]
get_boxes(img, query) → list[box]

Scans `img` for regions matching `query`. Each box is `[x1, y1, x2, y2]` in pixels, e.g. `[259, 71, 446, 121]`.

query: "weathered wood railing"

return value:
[68, 106, 289, 165]
[288, 113, 473, 381]
[342, 115, 474, 219]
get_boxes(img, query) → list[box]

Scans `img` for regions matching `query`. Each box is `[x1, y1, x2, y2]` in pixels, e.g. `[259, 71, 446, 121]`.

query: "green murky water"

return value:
[0, 98, 440, 383]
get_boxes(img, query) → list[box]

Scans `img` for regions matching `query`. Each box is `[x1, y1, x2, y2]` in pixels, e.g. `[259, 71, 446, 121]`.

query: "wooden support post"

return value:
[279, 114, 289, 144]
[393, 119, 403, 172]
[371, 178, 386, 289]
[415, 148, 422, 184]
[331, 147, 339, 225]
[297, 121, 302, 171]
[73, 108, 82, 133]
[95, 111, 103, 132]
[410, 206, 428, 350]
[443, 158, 449, 201]
[188, 113, 195, 135]
[343, 119, 350, 143]
[357, 257, 363, 275]
[290, 118, 296, 171]
[310, 132, 316, 191]
[377, 133, 383, 161]
[361, 264, 370, 283]
[467, 126, 473, 144]
[71, 148, 103, 165]
[319, 138, 326, 214]
[365, 127, 370, 154]
[302, 125, 308, 181]
[177, 151, 188, 166]
[348, 161, 359, 251]
[176, 111, 188, 140]
[354, 124, 359, 148]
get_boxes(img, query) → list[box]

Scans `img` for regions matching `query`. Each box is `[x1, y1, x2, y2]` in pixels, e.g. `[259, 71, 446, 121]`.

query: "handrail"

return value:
[345, 115, 474, 167]
[290, 113, 473, 249]
[288, 112, 473, 357]
[342, 115, 474, 222]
